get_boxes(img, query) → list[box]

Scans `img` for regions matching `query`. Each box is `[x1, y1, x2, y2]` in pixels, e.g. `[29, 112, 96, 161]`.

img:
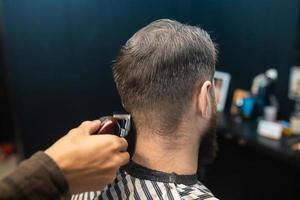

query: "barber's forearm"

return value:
[0, 119, 129, 199]
[0, 151, 70, 200]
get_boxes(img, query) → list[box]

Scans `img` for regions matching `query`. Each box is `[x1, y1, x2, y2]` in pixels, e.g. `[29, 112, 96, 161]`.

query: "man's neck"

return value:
[132, 130, 200, 175]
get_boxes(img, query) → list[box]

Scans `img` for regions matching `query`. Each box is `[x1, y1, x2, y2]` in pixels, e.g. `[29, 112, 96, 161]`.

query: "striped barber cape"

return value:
[71, 161, 218, 200]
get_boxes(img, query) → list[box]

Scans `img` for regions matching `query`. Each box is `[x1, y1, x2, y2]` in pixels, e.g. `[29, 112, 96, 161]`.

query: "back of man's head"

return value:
[112, 19, 217, 133]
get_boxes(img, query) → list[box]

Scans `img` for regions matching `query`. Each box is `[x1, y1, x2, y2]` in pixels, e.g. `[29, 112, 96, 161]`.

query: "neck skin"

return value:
[132, 115, 203, 175]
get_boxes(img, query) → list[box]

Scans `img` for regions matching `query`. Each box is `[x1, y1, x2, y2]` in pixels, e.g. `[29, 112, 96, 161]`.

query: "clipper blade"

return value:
[113, 114, 131, 137]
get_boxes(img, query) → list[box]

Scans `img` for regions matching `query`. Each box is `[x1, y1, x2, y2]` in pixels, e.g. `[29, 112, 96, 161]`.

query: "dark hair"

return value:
[112, 19, 217, 132]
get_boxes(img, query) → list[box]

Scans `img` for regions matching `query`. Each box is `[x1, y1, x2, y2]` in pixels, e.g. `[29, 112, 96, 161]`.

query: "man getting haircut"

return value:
[72, 19, 218, 200]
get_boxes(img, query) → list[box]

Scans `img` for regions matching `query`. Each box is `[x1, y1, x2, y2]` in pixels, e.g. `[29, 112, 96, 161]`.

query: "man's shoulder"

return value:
[176, 181, 219, 200]
[71, 171, 127, 200]
[71, 171, 219, 200]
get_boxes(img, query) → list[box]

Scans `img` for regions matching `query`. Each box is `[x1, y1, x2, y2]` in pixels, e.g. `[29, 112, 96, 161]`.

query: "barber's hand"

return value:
[45, 120, 129, 194]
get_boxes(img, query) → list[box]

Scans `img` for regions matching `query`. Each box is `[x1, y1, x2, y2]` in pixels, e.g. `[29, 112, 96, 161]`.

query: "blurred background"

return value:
[0, 0, 300, 199]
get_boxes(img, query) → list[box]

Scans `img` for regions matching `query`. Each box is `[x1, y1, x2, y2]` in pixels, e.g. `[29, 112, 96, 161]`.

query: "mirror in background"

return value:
[214, 71, 231, 112]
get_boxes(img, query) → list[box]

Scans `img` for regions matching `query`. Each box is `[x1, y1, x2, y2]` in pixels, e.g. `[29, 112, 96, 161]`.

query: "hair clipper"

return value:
[97, 113, 131, 137]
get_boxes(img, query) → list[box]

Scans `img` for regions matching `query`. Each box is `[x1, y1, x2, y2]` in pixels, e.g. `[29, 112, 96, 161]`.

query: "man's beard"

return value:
[198, 105, 218, 166]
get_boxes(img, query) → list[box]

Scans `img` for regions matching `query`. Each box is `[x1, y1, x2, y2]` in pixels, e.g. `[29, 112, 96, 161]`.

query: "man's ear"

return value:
[196, 81, 213, 118]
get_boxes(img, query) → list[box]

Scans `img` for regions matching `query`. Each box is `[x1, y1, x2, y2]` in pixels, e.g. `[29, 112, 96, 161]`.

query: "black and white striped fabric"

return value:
[71, 161, 218, 200]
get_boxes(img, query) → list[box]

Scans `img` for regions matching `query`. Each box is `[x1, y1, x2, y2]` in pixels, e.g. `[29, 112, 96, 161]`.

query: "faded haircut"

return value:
[112, 19, 217, 133]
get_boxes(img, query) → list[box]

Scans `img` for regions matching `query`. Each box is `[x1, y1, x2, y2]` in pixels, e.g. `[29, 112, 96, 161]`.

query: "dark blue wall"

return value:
[1, 0, 299, 156]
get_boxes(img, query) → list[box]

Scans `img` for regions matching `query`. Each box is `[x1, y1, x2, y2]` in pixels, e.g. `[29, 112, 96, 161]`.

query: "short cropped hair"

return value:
[112, 19, 217, 131]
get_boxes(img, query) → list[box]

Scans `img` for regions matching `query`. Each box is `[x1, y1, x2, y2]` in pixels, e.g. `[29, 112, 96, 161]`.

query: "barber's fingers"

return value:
[91, 134, 128, 152]
[79, 120, 101, 135]
[118, 152, 130, 166]
[114, 138, 128, 152]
